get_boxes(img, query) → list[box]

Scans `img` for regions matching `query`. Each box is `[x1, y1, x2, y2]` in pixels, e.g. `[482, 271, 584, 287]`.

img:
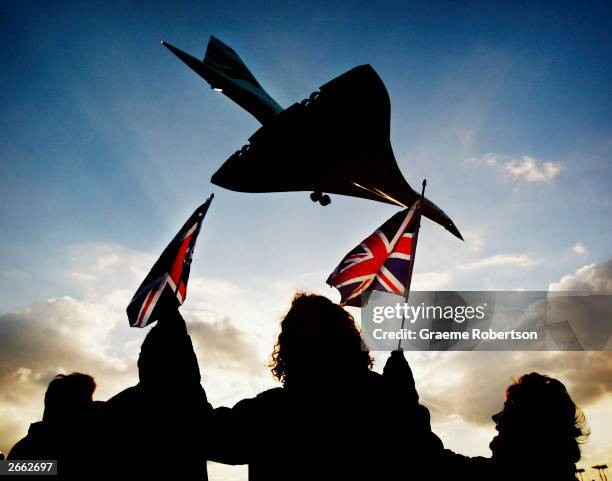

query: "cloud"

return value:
[458, 253, 540, 270]
[549, 258, 612, 292]
[505, 156, 561, 182]
[412, 271, 452, 290]
[415, 351, 612, 427]
[572, 242, 588, 255]
[65, 243, 155, 292]
[474, 153, 561, 183]
[0, 297, 128, 381]
[463, 231, 484, 254]
[186, 315, 261, 375]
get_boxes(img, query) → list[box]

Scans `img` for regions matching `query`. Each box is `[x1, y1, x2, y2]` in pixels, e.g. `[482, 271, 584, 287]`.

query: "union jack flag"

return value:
[326, 200, 422, 307]
[127, 194, 214, 327]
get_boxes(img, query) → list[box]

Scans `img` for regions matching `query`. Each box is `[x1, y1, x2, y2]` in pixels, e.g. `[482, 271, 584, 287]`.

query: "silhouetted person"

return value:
[203, 293, 442, 480]
[102, 308, 208, 480]
[8, 373, 103, 480]
[431, 372, 588, 480]
[383, 349, 444, 466]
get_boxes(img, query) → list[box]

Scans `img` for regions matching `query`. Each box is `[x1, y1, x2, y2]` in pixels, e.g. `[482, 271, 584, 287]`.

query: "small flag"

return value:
[127, 194, 214, 327]
[326, 199, 422, 307]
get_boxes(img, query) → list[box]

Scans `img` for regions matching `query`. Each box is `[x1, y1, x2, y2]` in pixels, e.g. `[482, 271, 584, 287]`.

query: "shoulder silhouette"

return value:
[103, 308, 209, 480]
[490, 372, 588, 480]
[8, 373, 103, 480]
[436, 372, 588, 481]
[204, 293, 441, 480]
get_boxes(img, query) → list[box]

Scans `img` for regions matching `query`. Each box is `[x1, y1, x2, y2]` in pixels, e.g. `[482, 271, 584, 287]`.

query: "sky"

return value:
[1, 0, 611, 479]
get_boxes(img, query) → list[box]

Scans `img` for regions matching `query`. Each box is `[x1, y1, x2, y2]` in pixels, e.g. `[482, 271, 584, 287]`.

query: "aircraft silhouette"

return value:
[162, 36, 463, 240]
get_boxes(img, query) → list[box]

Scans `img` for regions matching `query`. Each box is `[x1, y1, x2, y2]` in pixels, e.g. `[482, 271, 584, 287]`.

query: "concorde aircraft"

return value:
[162, 36, 463, 240]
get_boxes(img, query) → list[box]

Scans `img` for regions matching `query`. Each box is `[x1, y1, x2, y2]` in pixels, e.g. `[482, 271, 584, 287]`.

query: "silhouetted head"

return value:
[43, 373, 96, 423]
[270, 293, 373, 386]
[490, 373, 588, 470]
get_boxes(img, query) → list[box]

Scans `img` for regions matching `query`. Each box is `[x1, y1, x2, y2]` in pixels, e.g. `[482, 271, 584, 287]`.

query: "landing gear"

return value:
[310, 191, 331, 206]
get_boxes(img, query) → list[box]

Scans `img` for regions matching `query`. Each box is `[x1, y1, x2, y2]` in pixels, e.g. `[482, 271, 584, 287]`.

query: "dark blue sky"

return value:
[1, 0, 611, 309]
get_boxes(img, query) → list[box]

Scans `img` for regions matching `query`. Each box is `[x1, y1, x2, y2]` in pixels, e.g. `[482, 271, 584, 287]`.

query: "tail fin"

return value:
[162, 36, 282, 124]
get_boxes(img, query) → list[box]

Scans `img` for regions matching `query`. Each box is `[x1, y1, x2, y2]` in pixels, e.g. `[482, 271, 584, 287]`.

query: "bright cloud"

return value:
[572, 242, 588, 255]
[505, 155, 561, 182]
[549, 258, 612, 292]
[458, 253, 540, 270]
[475, 153, 561, 183]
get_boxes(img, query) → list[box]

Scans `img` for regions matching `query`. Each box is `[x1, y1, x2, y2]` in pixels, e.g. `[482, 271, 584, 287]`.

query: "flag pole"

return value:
[397, 179, 426, 350]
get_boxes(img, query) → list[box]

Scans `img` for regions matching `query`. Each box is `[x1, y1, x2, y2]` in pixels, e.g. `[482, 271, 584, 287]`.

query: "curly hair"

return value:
[500, 372, 589, 464]
[269, 293, 373, 384]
